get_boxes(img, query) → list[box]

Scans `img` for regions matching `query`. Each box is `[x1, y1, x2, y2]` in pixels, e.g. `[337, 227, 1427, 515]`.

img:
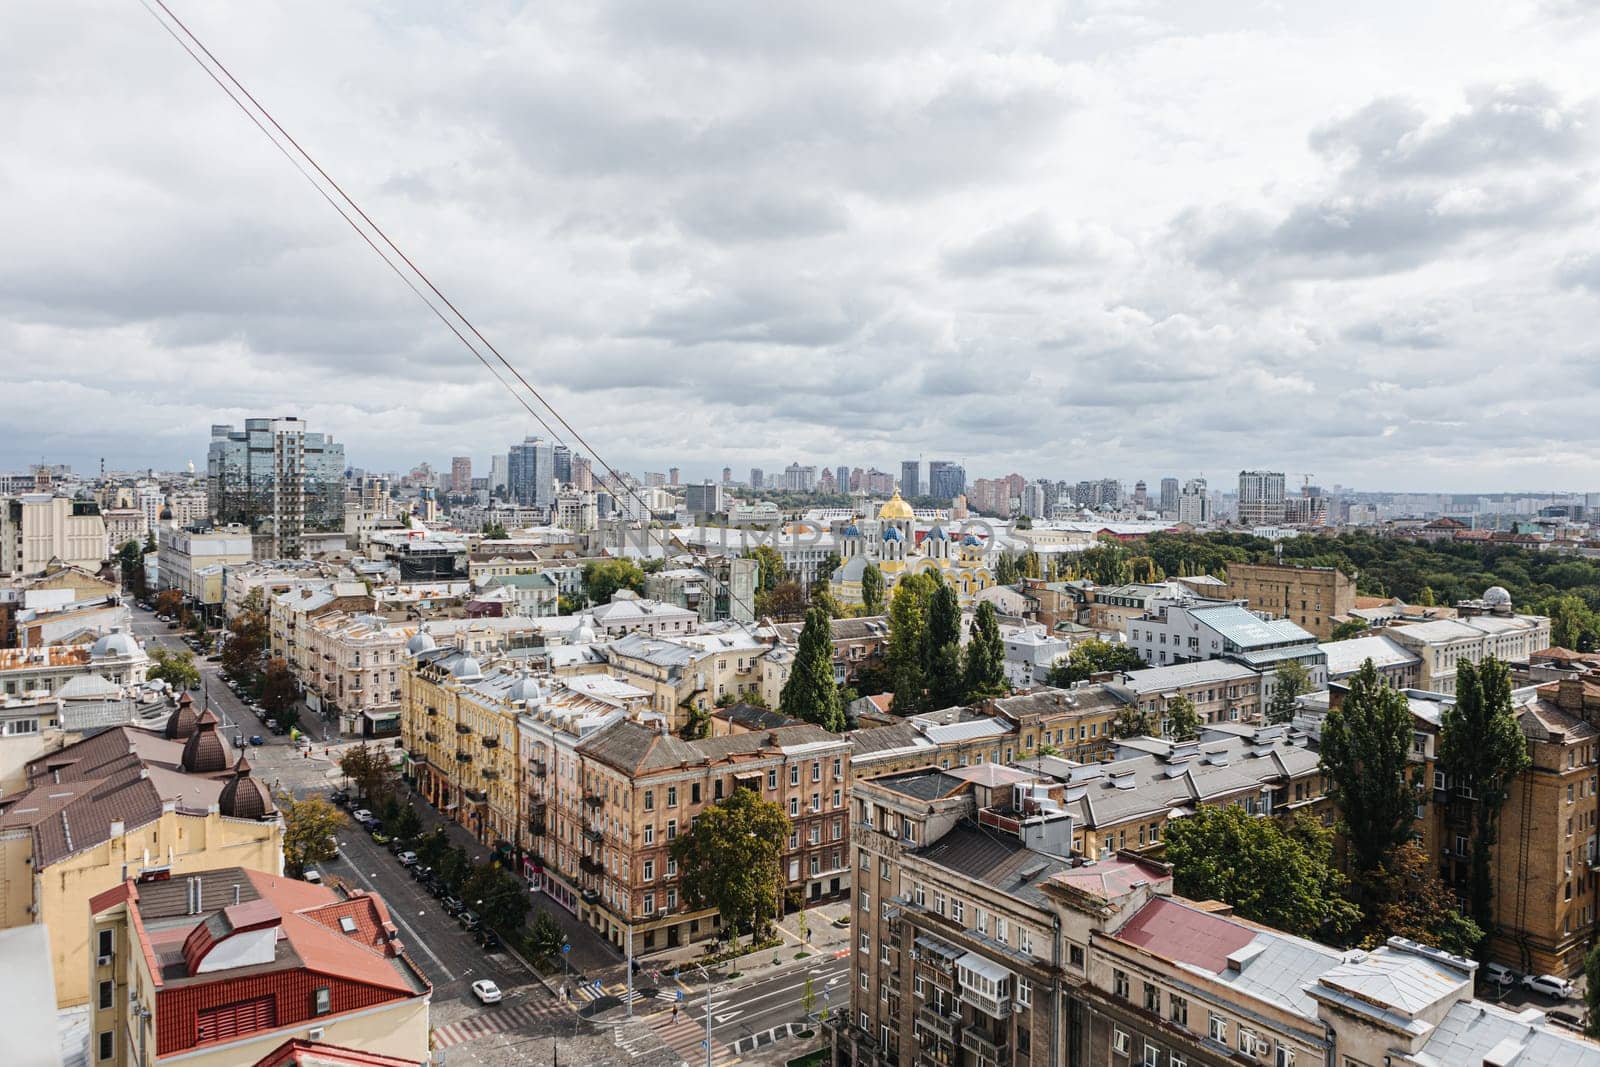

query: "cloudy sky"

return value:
[4, 1, 1600, 491]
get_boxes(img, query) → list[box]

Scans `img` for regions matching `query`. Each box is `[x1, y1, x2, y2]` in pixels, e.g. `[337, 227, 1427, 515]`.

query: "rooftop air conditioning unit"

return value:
[97, 953, 113, 966]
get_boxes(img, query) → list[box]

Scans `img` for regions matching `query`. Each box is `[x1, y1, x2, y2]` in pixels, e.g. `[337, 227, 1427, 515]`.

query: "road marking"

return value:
[712, 1009, 743, 1023]
[339, 858, 454, 980]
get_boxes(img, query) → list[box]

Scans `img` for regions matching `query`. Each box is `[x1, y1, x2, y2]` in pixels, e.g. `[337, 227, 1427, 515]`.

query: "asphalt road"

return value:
[676, 956, 849, 1049]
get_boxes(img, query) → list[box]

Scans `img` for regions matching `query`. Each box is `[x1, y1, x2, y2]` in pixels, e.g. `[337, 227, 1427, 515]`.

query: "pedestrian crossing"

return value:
[431, 996, 568, 1050]
[647, 1010, 739, 1067]
[572, 980, 649, 1004]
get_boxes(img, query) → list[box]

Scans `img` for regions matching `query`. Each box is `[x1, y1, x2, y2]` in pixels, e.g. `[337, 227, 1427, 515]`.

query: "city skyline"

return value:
[4, 4, 1600, 490]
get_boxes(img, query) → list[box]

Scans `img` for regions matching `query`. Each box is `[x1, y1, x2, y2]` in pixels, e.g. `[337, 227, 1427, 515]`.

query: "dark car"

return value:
[476, 929, 501, 951]
[441, 896, 465, 916]
[426, 879, 447, 899]
[411, 864, 433, 882]
[329, 790, 351, 807]
[386, 837, 407, 854]
[248, 735, 264, 746]
[364, 820, 384, 835]
[458, 910, 481, 932]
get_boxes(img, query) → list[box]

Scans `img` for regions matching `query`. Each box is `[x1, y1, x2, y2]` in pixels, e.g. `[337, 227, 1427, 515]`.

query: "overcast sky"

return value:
[4, 1, 1600, 492]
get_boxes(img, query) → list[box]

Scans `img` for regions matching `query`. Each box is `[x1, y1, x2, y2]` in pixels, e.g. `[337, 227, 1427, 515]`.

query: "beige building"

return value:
[301, 610, 415, 737]
[267, 582, 371, 679]
[156, 525, 254, 612]
[1105, 658, 1266, 725]
[88, 866, 429, 1067]
[1386, 595, 1551, 695]
[567, 720, 852, 952]
[0, 705, 283, 1006]
[1219, 560, 1357, 640]
[1, 494, 108, 577]
[604, 629, 767, 727]
[102, 508, 148, 556]
[987, 685, 1128, 763]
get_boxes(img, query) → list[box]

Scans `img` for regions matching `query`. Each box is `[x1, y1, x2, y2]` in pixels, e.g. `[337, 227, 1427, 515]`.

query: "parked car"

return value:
[458, 910, 480, 931]
[1483, 963, 1516, 990]
[470, 979, 502, 1005]
[386, 838, 406, 854]
[370, 830, 390, 845]
[427, 879, 447, 899]
[301, 868, 322, 884]
[1522, 974, 1575, 1000]
[1547, 1009, 1584, 1032]
[441, 896, 465, 916]
[396, 851, 418, 867]
[476, 929, 502, 951]
[248, 735, 264, 747]
[329, 790, 351, 807]
[352, 809, 374, 824]
[411, 864, 433, 882]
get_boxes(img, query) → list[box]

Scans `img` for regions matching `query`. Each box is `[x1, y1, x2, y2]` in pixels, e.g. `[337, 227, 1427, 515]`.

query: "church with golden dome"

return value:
[830, 491, 996, 607]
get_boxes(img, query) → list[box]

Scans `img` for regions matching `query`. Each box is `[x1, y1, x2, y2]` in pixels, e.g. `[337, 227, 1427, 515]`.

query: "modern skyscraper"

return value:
[669, 467, 681, 486]
[749, 467, 763, 489]
[553, 444, 572, 485]
[1132, 480, 1148, 510]
[450, 456, 472, 494]
[570, 455, 594, 491]
[1238, 470, 1287, 526]
[206, 417, 344, 556]
[900, 460, 920, 498]
[507, 436, 555, 509]
[1160, 476, 1180, 516]
[722, 467, 732, 484]
[836, 466, 850, 494]
[489, 454, 509, 494]
[927, 460, 965, 501]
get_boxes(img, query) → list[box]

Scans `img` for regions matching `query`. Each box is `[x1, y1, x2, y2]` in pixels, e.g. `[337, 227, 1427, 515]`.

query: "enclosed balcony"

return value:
[482, 768, 501, 781]
[582, 827, 603, 844]
[482, 737, 499, 749]
[956, 953, 1013, 1019]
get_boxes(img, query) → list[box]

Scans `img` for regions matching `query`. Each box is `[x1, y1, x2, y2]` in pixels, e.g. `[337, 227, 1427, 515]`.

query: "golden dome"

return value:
[878, 491, 914, 521]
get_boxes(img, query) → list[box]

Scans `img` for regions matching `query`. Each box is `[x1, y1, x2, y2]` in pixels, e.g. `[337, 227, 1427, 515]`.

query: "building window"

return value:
[643, 860, 655, 881]
[1143, 981, 1159, 1012]
[951, 898, 964, 922]
[98, 981, 113, 1010]
[98, 1032, 113, 1061]
[1170, 994, 1188, 1026]
[768, 769, 778, 790]
[860, 933, 871, 953]
[1069, 943, 1085, 970]
[667, 786, 677, 807]
[860, 891, 871, 912]
[98, 929, 113, 959]
[1017, 978, 1031, 1007]
[1113, 969, 1129, 999]
[790, 765, 800, 787]
[1209, 1014, 1227, 1043]
[1143, 1043, 1160, 1067]
[914, 976, 925, 998]
[643, 825, 654, 845]
[790, 798, 799, 817]
[314, 987, 331, 1015]
[644, 894, 655, 914]
[1112, 1026, 1130, 1056]
[1276, 1048, 1296, 1067]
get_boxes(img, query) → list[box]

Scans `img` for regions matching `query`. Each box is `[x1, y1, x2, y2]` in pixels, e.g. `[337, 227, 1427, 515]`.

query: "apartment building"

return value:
[1107, 659, 1265, 725]
[604, 629, 767, 726]
[1, 493, 108, 576]
[156, 525, 255, 616]
[301, 612, 414, 737]
[268, 582, 372, 680]
[759, 615, 890, 705]
[568, 720, 852, 952]
[587, 594, 700, 638]
[1319, 633, 1422, 689]
[1126, 600, 1327, 706]
[989, 686, 1128, 763]
[848, 710, 1020, 782]
[0, 631, 150, 698]
[1219, 561, 1356, 641]
[88, 868, 430, 1067]
[0, 707, 282, 1006]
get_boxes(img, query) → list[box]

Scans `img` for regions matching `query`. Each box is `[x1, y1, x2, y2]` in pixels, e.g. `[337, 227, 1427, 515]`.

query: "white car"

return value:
[1521, 974, 1574, 1000]
[471, 979, 502, 1005]
[352, 809, 374, 824]
[396, 851, 418, 867]
[302, 868, 322, 885]
[1483, 963, 1516, 989]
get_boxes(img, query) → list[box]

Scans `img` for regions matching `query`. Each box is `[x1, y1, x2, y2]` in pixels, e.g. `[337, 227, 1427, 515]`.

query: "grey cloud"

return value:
[1311, 83, 1593, 177]
[674, 185, 850, 244]
[1559, 253, 1600, 291]
[942, 213, 1120, 275]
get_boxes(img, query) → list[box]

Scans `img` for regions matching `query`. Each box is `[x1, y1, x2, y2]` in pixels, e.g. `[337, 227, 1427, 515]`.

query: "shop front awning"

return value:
[363, 709, 401, 723]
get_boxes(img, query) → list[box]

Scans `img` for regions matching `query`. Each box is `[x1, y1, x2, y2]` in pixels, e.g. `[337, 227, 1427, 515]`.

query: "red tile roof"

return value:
[253, 1038, 422, 1067]
[1114, 896, 1256, 972]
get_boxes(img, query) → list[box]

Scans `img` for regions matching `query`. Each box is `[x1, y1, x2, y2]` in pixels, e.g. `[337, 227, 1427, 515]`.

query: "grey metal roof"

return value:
[871, 769, 969, 802]
[1115, 659, 1258, 694]
[1411, 998, 1600, 1066]
[1190, 604, 1314, 648]
[1320, 634, 1420, 677]
[911, 821, 1073, 908]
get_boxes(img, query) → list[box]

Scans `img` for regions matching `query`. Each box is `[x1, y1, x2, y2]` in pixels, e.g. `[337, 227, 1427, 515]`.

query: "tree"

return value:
[747, 545, 786, 596]
[154, 589, 183, 618]
[259, 658, 299, 723]
[117, 540, 147, 597]
[1548, 594, 1599, 652]
[391, 803, 423, 842]
[1110, 704, 1160, 739]
[1164, 695, 1202, 741]
[921, 575, 964, 710]
[416, 827, 451, 869]
[1440, 657, 1530, 941]
[814, 552, 842, 584]
[464, 865, 531, 932]
[860, 564, 886, 616]
[671, 787, 790, 943]
[886, 579, 927, 714]
[146, 648, 200, 691]
[962, 601, 1007, 701]
[994, 554, 1018, 586]
[582, 559, 645, 605]
[526, 908, 568, 967]
[1413, 586, 1436, 607]
[279, 794, 345, 877]
[758, 579, 807, 621]
[1319, 660, 1420, 880]
[221, 599, 269, 688]
[1047, 638, 1145, 686]
[482, 522, 510, 540]
[339, 744, 400, 806]
[780, 607, 846, 731]
[438, 846, 472, 891]
[1266, 659, 1312, 724]
[809, 585, 845, 620]
[1127, 555, 1164, 583]
[801, 975, 817, 1019]
[1329, 618, 1369, 642]
[1364, 841, 1483, 958]
[1164, 806, 1359, 941]
[557, 594, 582, 616]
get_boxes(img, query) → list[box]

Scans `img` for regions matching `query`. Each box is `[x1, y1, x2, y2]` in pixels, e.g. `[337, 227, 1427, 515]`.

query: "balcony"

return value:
[463, 788, 488, 804]
[530, 817, 546, 836]
[455, 723, 472, 735]
[583, 793, 604, 809]
[579, 855, 604, 875]
[455, 751, 472, 764]
[581, 888, 601, 904]
[916, 1006, 959, 1044]
[528, 799, 547, 816]
[426, 707, 438, 717]
[959, 1029, 1007, 1063]
[531, 759, 547, 776]
[483, 737, 499, 749]
[423, 731, 439, 743]
[582, 827, 603, 844]
[482, 769, 501, 781]
[959, 987, 1012, 1020]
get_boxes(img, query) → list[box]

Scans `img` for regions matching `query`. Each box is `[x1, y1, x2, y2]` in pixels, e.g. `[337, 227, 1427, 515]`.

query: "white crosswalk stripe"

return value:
[431, 997, 568, 1050]
[648, 1012, 738, 1067]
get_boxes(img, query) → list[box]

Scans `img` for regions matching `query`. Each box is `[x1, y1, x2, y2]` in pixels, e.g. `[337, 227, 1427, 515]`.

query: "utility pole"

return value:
[626, 922, 634, 1018]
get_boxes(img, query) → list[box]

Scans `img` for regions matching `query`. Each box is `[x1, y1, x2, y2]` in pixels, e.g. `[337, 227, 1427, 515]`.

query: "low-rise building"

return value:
[478, 573, 561, 617]
[603, 629, 767, 727]
[1385, 590, 1551, 694]
[1001, 626, 1072, 687]
[0, 705, 283, 1006]
[988, 686, 1127, 764]
[88, 867, 430, 1067]
[1319, 632, 1422, 689]
[587, 594, 700, 638]
[0, 630, 150, 699]
[1218, 560, 1357, 640]
[156, 525, 255, 618]
[1107, 658, 1265, 725]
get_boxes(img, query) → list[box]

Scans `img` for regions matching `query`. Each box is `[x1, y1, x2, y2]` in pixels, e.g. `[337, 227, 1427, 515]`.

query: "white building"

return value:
[0, 494, 108, 576]
[1002, 627, 1073, 687]
[1127, 598, 1326, 698]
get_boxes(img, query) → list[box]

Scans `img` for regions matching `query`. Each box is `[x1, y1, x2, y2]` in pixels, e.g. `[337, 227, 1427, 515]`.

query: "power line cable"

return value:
[138, 0, 764, 622]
